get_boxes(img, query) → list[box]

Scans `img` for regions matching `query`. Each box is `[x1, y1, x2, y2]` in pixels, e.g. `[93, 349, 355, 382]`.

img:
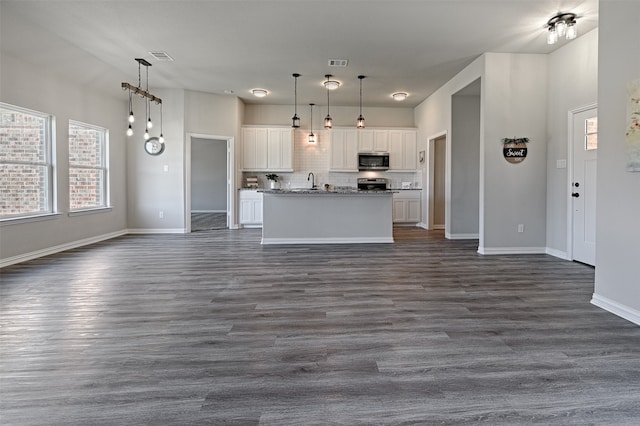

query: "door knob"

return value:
[574, 182, 580, 187]
[572, 192, 580, 197]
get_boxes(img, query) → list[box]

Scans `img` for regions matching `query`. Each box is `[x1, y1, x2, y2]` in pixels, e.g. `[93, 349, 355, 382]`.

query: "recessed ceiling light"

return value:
[251, 89, 268, 98]
[392, 92, 408, 101]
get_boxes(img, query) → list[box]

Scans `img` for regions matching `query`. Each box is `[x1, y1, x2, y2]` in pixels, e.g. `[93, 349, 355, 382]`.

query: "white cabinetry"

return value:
[239, 190, 263, 228]
[242, 127, 293, 172]
[357, 129, 389, 152]
[393, 190, 421, 223]
[330, 128, 358, 171]
[389, 130, 417, 171]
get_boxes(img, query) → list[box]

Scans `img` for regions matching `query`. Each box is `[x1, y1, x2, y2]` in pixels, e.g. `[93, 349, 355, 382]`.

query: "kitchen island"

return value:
[260, 189, 394, 244]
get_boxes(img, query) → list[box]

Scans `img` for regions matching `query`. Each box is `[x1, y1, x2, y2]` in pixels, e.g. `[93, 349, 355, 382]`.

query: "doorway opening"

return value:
[427, 133, 447, 230]
[185, 133, 235, 233]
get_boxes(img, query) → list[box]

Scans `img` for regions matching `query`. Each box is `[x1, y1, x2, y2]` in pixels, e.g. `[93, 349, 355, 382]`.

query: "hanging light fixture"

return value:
[546, 12, 578, 45]
[356, 75, 366, 129]
[324, 75, 333, 129]
[291, 73, 301, 128]
[308, 103, 316, 144]
[122, 58, 163, 141]
[159, 103, 165, 144]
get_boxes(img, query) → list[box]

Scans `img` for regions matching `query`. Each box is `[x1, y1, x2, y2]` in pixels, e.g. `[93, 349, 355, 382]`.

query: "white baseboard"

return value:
[0, 230, 127, 268]
[433, 224, 445, 230]
[446, 233, 479, 240]
[591, 294, 640, 326]
[127, 228, 187, 234]
[416, 222, 429, 230]
[477, 246, 547, 255]
[261, 237, 394, 245]
[545, 247, 569, 260]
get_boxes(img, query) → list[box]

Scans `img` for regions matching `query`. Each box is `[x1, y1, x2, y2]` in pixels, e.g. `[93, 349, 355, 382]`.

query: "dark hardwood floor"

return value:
[1, 228, 639, 425]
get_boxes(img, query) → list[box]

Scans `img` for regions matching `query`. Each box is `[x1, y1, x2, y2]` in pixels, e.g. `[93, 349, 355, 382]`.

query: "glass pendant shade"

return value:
[308, 132, 316, 144]
[308, 103, 316, 143]
[566, 22, 577, 40]
[144, 129, 150, 140]
[324, 115, 332, 129]
[147, 117, 153, 129]
[292, 114, 300, 128]
[159, 133, 165, 143]
[357, 115, 365, 129]
[128, 111, 135, 123]
[547, 28, 558, 44]
[555, 20, 567, 37]
[127, 125, 133, 137]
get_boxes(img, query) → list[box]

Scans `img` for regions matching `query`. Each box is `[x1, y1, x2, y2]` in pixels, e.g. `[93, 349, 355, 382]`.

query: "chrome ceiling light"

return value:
[546, 12, 578, 45]
[323, 76, 340, 90]
[308, 103, 316, 144]
[356, 75, 366, 129]
[121, 58, 162, 139]
[324, 75, 333, 129]
[291, 73, 301, 128]
[251, 89, 268, 98]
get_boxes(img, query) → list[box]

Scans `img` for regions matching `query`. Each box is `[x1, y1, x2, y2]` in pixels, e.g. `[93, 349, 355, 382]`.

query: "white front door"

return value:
[571, 106, 598, 266]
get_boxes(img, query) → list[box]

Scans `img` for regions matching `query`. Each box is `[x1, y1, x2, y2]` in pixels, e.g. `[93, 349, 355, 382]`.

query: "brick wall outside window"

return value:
[69, 122, 107, 210]
[0, 105, 51, 217]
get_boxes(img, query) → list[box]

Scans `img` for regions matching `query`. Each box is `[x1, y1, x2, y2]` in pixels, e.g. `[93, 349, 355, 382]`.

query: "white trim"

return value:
[545, 247, 569, 260]
[261, 237, 394, 245]
[416, 222, 429, 230]
[191, 210, 226, 214]
[591, 294, 640, 326]
[446, 232, 479, 240]
[0, 230, 126, 268]
[68, 207, 113, 217]
[477, 246, 546, 255]
[433, 224, 445, 230]
[127, 228, 186, 234]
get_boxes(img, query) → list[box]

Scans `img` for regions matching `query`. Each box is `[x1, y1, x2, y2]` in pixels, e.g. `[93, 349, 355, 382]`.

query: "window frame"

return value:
[68, 119, 110, 212]
[0, 102, 56, 222]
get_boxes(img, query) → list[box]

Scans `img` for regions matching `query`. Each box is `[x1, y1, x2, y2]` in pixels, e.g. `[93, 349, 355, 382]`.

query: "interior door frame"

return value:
[566, 102, 597, 261]
[185, 133, 236, 233]
[425, 131, 448, 231]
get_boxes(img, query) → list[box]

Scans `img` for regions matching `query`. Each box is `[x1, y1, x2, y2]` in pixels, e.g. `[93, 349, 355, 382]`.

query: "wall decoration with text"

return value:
[502, 137, 529, 164]
[626, 78, 640, 172]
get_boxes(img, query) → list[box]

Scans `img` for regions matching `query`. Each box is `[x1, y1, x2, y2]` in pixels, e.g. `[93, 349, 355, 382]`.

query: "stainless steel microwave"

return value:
[358, 153, 390, 171]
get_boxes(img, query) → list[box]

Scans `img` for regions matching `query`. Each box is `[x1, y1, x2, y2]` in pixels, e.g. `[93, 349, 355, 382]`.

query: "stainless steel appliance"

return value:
[357, 178, 388, 191]
[358, 152, 390, 171]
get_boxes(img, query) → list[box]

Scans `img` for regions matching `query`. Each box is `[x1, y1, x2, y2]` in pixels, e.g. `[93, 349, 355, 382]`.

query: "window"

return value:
[68, 121, 108, 211]
[0, 103, 54, 219]
[585, 116, 598, 150]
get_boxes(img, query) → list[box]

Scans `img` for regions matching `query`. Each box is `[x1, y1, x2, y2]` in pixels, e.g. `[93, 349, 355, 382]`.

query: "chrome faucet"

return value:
[307, 172, 316, 189]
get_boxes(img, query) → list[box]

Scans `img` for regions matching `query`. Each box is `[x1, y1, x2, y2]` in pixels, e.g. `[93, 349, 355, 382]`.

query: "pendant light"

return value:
[356, 75, 366, 129]
[143, 99, 150, 140]
[291, 73, 301, 128]
[324, 74, 333, 129]
[308, 103, 316, 144]
[126, 91, 134, 136]
[159, 103, 165, 144]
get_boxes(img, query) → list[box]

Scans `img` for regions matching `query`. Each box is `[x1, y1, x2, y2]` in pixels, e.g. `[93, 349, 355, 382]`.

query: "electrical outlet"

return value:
[159, 211, 164, 219]
[517, 224, 524, 233]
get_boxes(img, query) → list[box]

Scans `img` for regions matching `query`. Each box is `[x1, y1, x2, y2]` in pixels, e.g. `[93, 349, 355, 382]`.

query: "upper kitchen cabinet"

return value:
[357, 129, 389, 153]
[330, 128, 358, 172]
[389, 130, 417, 172]
[242, 126, 293, 172]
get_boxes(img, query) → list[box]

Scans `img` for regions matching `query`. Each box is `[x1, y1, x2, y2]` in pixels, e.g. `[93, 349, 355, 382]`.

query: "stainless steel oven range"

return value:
[357, 178, 388, 191]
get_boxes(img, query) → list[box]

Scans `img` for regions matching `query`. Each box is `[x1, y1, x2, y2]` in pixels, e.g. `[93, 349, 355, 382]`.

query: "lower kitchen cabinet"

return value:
[393, 190, 421, 223]
[239, 190, 263, 228]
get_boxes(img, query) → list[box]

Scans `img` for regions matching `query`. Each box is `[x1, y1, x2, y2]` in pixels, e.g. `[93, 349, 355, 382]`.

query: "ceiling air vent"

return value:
[328, 59, 348, 67]
[149, 51, 174, 61]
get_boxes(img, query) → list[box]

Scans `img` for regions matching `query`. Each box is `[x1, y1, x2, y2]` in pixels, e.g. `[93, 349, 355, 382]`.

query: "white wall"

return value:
[481, 53, 548, 253]
[546, 29, 599, 257]
[592, 0, 640, 323]
[450, 91, 480, 237]
[0, 49, 128, 264]
[126, 88, 186, 232]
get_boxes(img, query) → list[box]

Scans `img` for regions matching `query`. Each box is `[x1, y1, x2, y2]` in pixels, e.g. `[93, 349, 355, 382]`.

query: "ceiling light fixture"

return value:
[323, 76, 340, 90]
[356, 75, 366, 129]
[292, 73, 301, 128]
[308, 103, 316, 144]
[324, 75, 333, 129]
[251, 89, 268, 98]
[122, 58, 162, 140]
[392, 92, 408, 101]
[546, 12, 578, 45]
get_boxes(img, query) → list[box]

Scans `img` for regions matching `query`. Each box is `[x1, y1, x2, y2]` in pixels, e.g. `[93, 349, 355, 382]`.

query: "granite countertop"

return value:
[259, 189, 396, 195]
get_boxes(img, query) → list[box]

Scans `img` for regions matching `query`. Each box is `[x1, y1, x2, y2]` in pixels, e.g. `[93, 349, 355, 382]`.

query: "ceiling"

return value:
[1, 0, 598, 109]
